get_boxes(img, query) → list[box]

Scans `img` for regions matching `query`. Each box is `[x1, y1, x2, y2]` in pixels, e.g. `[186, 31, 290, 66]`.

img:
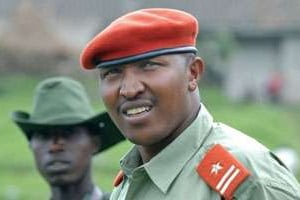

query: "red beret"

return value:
[80, 8, 199, 69]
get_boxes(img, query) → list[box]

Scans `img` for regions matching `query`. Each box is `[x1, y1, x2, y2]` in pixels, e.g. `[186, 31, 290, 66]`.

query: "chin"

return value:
[127, 134, 164, 146]
[48, 177, 68, 186]
[46, 174, 77, 186]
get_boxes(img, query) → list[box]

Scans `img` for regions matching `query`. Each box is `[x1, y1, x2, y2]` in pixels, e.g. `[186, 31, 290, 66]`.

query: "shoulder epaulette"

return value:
[113, 170, 124, 187]
[196, 144, 251, 200]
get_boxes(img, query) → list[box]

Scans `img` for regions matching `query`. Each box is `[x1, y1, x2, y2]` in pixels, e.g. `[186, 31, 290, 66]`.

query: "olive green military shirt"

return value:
[50, 186, 109, 200]
[110, 104, 300, 200]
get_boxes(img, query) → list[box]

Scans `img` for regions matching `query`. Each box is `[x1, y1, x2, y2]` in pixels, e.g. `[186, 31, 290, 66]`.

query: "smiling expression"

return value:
[99, 54, 203, 151]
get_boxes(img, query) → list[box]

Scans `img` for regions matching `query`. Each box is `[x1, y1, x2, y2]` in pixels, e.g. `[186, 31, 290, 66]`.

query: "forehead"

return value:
[31, 126, 90, 137]
[99, 53, 188, 69]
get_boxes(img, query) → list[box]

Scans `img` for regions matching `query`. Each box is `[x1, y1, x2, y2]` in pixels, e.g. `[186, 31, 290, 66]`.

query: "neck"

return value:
[138, 93, 201, 163]
[50, 168, 94, 200]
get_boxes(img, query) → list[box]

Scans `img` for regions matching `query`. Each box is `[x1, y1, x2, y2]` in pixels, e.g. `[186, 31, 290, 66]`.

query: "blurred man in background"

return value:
[266, 71, 284, 103]
[80, 8, 300, 200]
[11, 77, 124, 200]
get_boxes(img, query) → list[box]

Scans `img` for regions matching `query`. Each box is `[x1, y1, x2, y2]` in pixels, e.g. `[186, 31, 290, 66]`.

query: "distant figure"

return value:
[11, 77, 125, 200]
[267, 71, 283, 103]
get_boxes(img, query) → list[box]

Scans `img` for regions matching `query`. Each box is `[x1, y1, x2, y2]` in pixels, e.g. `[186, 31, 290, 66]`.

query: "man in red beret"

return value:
[80, 8, 300, 200]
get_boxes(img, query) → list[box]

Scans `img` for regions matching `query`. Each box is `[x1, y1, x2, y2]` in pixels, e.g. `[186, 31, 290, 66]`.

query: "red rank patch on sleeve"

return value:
[196, 144, 251, 200]
[113, 170, 124, 187]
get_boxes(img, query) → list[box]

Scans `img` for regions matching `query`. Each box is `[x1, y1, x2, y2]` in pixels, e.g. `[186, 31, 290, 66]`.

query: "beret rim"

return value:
[96, 46, 198, 68]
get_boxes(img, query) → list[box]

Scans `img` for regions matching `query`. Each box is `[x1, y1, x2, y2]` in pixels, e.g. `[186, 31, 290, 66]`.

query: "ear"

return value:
[188, 56, 205, 91]
[28, 142, 33, 150]
[91, 135, 101, 154]
[28, 138, 35, 151]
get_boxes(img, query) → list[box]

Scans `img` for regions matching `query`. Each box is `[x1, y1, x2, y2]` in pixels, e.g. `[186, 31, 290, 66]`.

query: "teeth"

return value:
[126, 106, 150, 115]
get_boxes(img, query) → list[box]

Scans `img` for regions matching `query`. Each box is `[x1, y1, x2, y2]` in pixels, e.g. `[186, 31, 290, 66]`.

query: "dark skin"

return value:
[99, 53, 204, 163]
[29, 126, 100, 200]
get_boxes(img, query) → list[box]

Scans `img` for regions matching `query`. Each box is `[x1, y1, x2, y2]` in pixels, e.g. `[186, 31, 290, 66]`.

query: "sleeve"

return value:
[238, 179, 300, 200]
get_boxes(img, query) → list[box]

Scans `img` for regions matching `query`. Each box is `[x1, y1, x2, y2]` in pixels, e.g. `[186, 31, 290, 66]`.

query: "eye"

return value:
[139, 60, 163, 70]
[61, 128, 75, 139]
[31, 131, 51, 140]
[99, 67, 122, 79]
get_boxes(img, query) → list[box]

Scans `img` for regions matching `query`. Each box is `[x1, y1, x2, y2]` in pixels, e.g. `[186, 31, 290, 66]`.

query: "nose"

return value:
[49, 135, 65, 153]
[119, 68, 145, 99]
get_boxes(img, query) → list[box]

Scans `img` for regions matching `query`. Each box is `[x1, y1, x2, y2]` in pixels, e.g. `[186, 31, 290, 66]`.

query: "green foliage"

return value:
[197, 31, 238, 86]
[0, 75, 299, 198]
[201, 86, 300, 149]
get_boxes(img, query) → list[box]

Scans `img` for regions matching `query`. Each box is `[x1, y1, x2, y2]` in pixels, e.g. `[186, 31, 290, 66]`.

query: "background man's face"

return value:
[99, 54, 195, 149]
[30, 127, 97, 185]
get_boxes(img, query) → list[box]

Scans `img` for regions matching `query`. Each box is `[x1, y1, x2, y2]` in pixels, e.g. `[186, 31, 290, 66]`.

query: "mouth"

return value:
[125, 106, 152, 116]
[120, 99, 154, 117]
[46, 161, 71, 173]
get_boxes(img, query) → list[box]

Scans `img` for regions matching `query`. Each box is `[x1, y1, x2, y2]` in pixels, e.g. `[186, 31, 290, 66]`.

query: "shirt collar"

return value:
[83, 186, 103, 200]
[50, 186, 103, 200]
[120, 145, 143, 177]
[120, 103, 214, 193]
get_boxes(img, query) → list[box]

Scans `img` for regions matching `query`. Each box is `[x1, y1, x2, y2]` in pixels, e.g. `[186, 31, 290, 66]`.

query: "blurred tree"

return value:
[0, 0, 73, 74]
[197, 30, 238, 87]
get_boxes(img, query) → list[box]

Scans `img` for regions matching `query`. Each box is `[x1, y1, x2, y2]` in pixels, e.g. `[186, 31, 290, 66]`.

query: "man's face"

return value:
[30, 127, 97, 186]
[99, 54, 200, 149]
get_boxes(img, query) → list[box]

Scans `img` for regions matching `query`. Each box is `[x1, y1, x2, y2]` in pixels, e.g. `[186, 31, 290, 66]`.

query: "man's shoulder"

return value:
[205, 123, 288, 177]
[196, 142, 300, 199]
[196, 144, 251, 199]
[207, 122, 269, 160]
[199, 124, 300, 199]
